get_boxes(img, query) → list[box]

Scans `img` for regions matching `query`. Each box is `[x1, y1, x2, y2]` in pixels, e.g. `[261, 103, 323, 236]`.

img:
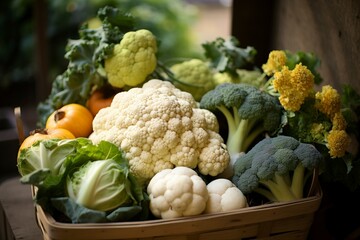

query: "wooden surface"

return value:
[0, 177, 42, 240]
[232, 0, 360, 92]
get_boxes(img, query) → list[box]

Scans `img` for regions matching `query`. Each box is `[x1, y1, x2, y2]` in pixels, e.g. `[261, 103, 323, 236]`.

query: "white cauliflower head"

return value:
[205, 178, 248, 214]
[90, 79, 229, 184]
[147, 167, 208, 219]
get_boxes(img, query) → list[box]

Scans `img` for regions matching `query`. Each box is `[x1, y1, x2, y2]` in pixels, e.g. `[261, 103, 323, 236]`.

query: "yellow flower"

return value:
[273, 64, 314, 112]
[262, 50, 287, 76]
[315, 85, 341, 118]
[331, 112, 347, 131]
[326, 130, 351, 158]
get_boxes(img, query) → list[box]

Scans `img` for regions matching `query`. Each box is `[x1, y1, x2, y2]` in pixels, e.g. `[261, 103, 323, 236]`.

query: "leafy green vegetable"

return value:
[51, 197, 145, 223]
[66, 159, 134, 212]
[36, 6, 137, 127]
[17, 138, 148, 223]
[17, 138, 78, 177]
[202, 36, 257, 76]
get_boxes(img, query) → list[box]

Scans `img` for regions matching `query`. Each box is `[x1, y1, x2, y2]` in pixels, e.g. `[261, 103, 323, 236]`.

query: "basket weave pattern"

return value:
[34, 188, 322, 240]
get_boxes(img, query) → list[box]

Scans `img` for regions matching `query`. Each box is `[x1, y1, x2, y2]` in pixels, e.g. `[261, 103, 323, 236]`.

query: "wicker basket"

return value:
[33, 183, 322, 240]
[15, 107, 322, 240]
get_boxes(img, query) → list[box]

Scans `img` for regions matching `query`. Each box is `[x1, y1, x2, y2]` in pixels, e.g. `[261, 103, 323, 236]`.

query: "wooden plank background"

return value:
[232, 0, 360, 93]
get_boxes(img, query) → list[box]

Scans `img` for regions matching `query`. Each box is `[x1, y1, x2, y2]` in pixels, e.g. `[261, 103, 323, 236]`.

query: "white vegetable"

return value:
[205, 178, 248, 213]
[147, 166, 208, 219]
[90, 79, 230, 185]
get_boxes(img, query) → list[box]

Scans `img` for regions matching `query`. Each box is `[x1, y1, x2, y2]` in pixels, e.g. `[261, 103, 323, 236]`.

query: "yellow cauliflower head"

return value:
[90, 79, 230, 184]
[315, 85, 341, 118]
[326, 130, 351, 158]
[262, 50, 287, 76]
[273, 63, 314, 112]
[105, 29, 157, 88]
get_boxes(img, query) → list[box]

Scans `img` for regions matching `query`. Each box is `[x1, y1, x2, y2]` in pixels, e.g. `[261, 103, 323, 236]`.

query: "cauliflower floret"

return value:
[105, 29, 157, 88]
[147, 167, 208, 219]
[90, 79, 230, 184]
[205, 178, 247, 213]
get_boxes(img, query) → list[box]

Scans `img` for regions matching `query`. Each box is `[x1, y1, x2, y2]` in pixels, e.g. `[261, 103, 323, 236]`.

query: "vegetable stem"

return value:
[291, 164, 305, 199]
[260, 174, 296, 201]
[218, 105, 237, 141]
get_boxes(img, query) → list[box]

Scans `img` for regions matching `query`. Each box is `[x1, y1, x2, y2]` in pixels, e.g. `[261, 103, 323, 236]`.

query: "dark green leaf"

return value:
[51, 197, 108, 223]
[202, 36, 257, 76]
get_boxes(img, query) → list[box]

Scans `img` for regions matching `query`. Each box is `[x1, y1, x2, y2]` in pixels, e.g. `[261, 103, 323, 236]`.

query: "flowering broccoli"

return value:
[262, 50, 323, 84]
[232, 135, 323, 202]
[321, 84, 360, 191]
[262, 50, 287, 76]
[272, 64, 315, 112]
[200, 83, 283, 178]
[315, 85, 342, 118]
[261, 49, 351, 159]
[281, 85, 351, 159]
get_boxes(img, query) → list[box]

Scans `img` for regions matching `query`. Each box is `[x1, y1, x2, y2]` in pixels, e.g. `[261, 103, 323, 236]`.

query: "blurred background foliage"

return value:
[0, 0, 202, 93]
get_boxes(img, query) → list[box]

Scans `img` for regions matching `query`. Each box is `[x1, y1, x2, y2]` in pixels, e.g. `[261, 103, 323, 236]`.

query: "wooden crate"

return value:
[34, 187, 322, 240]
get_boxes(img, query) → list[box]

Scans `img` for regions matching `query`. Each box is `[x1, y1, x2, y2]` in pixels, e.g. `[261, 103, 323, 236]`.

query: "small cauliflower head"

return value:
[105, 29, 157, 88]
[171, 59, 216, 101]
[205, 178, 247, 214]
[90, 79, 229, 184]
[147, 167, 208, 219]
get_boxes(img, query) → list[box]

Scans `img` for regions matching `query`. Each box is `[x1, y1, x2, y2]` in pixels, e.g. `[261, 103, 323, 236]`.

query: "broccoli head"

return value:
[200, 83, 284, 177]
[232, 135, 323, 202]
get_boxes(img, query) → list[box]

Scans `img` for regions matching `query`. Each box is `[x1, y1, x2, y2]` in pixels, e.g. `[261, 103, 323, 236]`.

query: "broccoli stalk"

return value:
[232, 136, 323, 202]
[200, 83, 283, 178]
[220, 105, 266, 155]
[256, 164, 308, 201]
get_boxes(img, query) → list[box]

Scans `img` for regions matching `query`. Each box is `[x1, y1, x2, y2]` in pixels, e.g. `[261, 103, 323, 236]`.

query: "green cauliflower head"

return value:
[105, 29, 158, 88]
[171, 59, 216, 101]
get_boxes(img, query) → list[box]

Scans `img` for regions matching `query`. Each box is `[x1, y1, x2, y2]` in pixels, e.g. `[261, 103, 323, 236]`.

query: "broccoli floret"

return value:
[200, 83, 284, 178]
[232, 135, 323, 202]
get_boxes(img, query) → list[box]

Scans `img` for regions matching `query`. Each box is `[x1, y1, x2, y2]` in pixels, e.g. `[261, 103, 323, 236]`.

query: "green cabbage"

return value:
[17, 138, 149, 223]
[67, 159, 134, 212]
